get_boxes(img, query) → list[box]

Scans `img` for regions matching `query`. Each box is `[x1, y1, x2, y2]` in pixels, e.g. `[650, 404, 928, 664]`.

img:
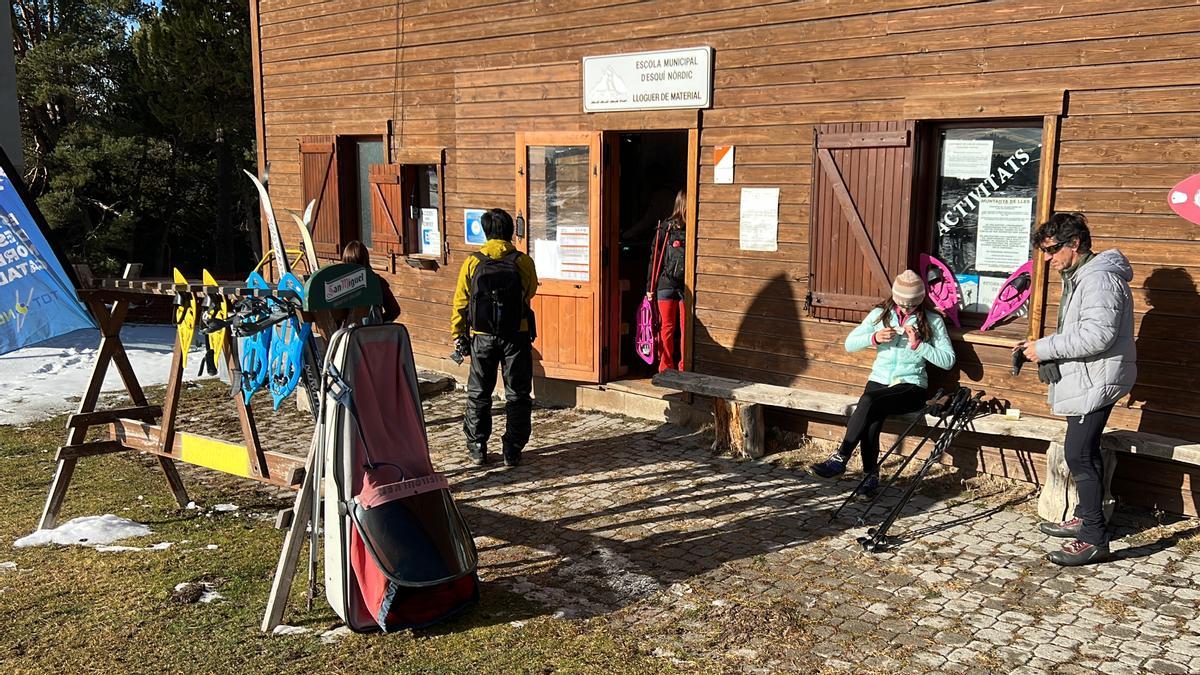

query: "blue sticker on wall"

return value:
[464, 208, 486, 246]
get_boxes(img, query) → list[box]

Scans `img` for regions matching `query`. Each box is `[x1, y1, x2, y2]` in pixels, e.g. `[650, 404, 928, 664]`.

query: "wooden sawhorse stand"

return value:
[37, 268, 307, 531]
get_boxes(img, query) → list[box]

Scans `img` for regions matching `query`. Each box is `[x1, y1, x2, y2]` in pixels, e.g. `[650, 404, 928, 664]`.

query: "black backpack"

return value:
[468, 250, 526, 336]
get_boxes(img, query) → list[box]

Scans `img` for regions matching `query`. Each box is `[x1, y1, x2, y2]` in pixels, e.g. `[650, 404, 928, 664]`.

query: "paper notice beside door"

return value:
[557, 225, 590, 281]
[419, 208, 440, 256]
[739, 187, 779, 251]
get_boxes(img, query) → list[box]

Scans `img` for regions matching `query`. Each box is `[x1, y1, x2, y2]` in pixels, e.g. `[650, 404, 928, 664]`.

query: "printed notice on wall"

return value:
[979, 275, 1007, 311]
[714, 146, 734, 184]
[942, 139, 994, 179]
[974, 197, 1033, 272]
[739, 187, 779, 251]
[532, 240, 561, 280]
[557, 225, 590, 281]
[420, 208, 440, 256]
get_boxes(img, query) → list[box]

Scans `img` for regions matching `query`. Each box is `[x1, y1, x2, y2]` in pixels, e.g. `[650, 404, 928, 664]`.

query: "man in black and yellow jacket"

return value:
[450, 208, 538, 467]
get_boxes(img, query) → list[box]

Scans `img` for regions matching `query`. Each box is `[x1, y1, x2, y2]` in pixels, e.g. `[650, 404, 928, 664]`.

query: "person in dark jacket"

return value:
[341, 240, 401, 322]
[645, 190, 687, 373]
[1016, 212, 1136, 566]
[450, 209, 538, 467]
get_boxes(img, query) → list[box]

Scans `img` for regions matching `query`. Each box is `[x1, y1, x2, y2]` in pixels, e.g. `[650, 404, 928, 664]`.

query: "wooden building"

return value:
[249, 0, 1200, 514]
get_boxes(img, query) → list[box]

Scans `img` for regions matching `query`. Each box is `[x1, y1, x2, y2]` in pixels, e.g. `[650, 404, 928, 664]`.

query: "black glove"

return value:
[455, 336, 471, 357]
[1037, 360, 1061, 385]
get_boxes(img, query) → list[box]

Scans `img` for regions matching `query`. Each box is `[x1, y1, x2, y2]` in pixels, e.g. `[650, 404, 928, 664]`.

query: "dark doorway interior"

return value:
[612, 130, 688, 380]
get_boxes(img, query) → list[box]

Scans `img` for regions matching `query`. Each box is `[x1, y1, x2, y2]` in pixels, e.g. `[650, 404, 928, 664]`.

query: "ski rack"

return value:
[854, 387, 986, 554]
[36, 265, 335, 533]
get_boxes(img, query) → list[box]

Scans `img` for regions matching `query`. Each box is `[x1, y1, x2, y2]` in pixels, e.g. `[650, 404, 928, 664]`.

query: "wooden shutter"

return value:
[299, 136, 340, 256]
[369, 163, 405, 253]
[808, 121, 916, 322]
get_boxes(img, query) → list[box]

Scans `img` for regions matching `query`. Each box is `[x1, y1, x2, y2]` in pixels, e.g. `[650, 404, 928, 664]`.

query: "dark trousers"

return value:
[464, 332, 533, 454]
[838, 381, 927, 473]
[1065, 404, 1114, 546]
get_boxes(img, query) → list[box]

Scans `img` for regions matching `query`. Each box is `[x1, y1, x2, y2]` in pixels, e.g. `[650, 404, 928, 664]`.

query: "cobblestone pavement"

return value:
[188, 383, 1200, 673]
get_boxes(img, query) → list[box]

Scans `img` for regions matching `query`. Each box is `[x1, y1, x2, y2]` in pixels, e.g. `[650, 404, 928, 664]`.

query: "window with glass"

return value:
[352, 139, 385, 247]
[928, 124, 1042, 316]
[527, 145, 591, 281]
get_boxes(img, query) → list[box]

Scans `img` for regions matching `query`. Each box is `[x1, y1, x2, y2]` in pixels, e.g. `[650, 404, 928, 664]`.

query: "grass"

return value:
[0, 389, 679, 674]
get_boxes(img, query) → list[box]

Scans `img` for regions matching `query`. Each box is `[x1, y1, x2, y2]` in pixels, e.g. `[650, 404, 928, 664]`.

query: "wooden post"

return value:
[262, 435, 319, 632]
[710, 398, 764, 459]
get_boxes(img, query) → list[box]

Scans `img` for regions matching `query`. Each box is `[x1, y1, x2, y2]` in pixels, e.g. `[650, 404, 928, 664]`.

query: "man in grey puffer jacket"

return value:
[1016, 212, 1136, 566]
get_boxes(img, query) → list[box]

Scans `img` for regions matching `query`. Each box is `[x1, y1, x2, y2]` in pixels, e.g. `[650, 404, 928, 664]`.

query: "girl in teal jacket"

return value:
[810, 270, 956, 497]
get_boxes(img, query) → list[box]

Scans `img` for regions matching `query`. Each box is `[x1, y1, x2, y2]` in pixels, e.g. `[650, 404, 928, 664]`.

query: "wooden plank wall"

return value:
[253, 1, 1200, 467]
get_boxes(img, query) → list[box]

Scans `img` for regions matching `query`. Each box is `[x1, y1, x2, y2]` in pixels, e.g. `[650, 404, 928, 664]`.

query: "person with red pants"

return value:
[646, 190, 687, 373]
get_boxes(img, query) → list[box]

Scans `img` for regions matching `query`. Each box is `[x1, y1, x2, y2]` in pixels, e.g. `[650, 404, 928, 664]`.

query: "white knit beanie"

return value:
[892, 269, 925, 306]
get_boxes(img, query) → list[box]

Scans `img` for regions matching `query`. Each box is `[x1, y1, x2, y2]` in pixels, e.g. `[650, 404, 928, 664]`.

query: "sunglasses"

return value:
[1039, 240, 1069, 255]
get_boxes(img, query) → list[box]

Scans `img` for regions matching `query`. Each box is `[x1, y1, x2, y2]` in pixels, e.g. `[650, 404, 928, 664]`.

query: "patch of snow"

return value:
[212, 504, 239, 513]
[14, 514, 151, 548]
[205, 544, 219, 550]
[320, 626, 353, 644]
[174, 581, 222, 603]
[272, 625, 311, 636]
[186, 502, 198, 510]
[0, 561, 15, 570]
[95, 545, 145, 553]
[0, 325, 223, 425]
[509, 620, 526, 628]
[147, 542, 172, 550]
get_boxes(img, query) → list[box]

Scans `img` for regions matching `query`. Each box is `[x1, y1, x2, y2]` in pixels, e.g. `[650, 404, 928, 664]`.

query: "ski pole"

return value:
[831, 387, 944, 522]
[860, 390, 983, 552]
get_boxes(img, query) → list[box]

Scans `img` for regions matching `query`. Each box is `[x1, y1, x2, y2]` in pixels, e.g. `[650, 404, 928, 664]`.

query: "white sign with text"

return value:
[583, 47, 713, 112]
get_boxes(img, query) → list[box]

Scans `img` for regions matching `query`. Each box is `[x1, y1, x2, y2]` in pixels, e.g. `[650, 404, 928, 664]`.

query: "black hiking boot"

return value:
[502, 444, 521, 467]
[810, 451, 850, 478]
[468, 445, 488, 466]
[1038, 517, 1083, 538]
[1047, 539, 1109, 567]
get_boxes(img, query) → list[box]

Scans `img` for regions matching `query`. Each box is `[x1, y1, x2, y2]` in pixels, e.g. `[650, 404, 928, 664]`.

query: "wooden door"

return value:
[808, 121, 916, 322]
[515, 131, 604, 382]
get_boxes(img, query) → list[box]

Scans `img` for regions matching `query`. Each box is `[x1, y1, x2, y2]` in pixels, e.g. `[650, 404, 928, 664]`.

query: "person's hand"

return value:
[454, 335, 470, 356]
[874, 327, 896, 344]
[646, 292, 653, 300]
[1015, 340, 1040, 363]
[902, 324, 920, 349]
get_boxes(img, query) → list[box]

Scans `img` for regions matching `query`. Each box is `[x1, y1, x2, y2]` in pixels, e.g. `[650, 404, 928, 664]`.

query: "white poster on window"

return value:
[419, 208, 440, 256]
[557, 225, 590, 281]
[942, 139, 994, 179]
[739, 187, 779, 251]
[532, 239, 561, 279]
[975, 197, 1033, 272]
[979, 275, 1007, 310]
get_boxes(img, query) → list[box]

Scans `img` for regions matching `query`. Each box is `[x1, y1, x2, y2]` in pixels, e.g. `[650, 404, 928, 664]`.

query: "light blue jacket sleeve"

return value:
[1036, 273, 1122, 361]
[915, 312, 956, 370]
[845, 308, 883, 353]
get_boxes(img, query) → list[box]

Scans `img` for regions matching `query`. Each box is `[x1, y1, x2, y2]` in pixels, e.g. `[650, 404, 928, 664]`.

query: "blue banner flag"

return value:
[0, 150, 95, 355]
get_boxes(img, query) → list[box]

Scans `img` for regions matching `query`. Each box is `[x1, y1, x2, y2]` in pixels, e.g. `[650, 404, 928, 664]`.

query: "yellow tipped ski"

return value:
[202, 270, 227, 360]
[173, 268, 197, 369]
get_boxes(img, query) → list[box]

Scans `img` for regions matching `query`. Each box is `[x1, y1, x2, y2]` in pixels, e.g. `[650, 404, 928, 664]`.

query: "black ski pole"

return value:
[854, 387, 963, 525]
[859, 390, 983, 552]
[831, 387, 944, 522]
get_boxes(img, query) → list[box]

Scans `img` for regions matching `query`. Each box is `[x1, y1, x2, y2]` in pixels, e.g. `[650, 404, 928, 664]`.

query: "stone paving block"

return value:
[1144, 658, 1190, 674]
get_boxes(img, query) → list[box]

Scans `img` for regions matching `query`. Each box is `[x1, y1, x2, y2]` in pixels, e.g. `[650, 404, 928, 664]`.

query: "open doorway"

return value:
[606, 130, 689, 382]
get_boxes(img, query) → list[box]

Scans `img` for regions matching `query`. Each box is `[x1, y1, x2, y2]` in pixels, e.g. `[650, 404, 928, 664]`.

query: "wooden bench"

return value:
[653, 370, 1200, 519]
